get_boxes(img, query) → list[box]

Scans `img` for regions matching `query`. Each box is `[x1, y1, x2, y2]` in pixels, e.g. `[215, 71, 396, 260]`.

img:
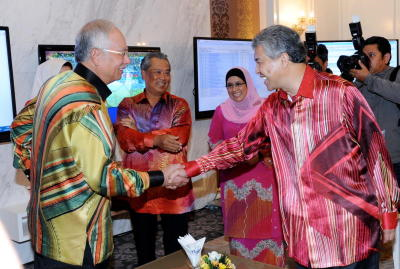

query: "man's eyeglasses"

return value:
[100, 48, 129, 57]
[226, 82, 246, 89]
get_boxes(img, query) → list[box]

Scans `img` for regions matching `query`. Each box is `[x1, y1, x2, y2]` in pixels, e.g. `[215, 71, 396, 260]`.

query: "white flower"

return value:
[208, 251, 222, 261]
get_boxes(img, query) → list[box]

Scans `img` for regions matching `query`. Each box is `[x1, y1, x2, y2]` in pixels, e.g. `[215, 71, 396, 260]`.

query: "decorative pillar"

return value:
[210, 0, 260, 39]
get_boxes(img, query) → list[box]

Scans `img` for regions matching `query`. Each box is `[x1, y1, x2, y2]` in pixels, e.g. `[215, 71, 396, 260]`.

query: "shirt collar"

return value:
[136, 89, 170, 103]
[74, 63, 112, 101]
[278, 65, 315, 100]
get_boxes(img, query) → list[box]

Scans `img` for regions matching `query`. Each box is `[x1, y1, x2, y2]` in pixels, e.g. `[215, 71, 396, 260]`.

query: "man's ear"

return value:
[280, 52, 290, 67]
[91, 48, 102, 66]
[141, 70, 147, 80]
[383, 53, 391, 65]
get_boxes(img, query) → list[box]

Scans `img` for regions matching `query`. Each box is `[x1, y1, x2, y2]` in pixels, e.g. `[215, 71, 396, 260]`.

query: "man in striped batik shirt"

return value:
[183, 25, 399, 269]
[11, 19, 188, 269]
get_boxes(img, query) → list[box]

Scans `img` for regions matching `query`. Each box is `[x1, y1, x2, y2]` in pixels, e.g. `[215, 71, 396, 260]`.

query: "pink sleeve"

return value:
[208, 106, 225, 145]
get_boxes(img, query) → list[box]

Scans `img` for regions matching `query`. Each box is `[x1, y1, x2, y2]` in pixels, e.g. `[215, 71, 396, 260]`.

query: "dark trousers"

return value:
[130, 211, 188, 266]
[295, 251, 380, 269]
[34, 242, 110, 269]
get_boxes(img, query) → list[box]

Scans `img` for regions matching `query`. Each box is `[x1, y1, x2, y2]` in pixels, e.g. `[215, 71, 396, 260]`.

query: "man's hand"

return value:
[119, 115, 137, 129]
[382, 228, 396, 244]
[349, 60, 370, 82]
[162, 164, 189, 189]
[154, 134, 182, 153]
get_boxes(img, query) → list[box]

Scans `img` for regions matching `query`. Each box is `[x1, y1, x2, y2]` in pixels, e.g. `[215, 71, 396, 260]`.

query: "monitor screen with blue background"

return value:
[0, 26, 16, 142]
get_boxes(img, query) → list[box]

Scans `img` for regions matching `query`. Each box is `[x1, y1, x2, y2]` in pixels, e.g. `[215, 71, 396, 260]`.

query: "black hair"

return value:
[140, 52, 169, 71]
[364, 36, 391, 64]
[316, 44, 328, 63]
[62, 61, 73, 70]
[225, 68, 246, 85]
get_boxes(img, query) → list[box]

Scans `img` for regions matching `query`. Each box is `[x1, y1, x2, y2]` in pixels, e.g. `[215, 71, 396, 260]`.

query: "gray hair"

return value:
[140, 52, 170, 71]
[75, 19, 116, 62]
[252, 25, 306, 63]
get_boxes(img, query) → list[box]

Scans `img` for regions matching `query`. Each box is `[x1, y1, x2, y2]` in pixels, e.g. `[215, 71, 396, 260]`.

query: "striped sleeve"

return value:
[10, 97, 37, 173]
[343, 85, 400, 228]
[186, 104, 269, 176]
[75, 107, 151, 197]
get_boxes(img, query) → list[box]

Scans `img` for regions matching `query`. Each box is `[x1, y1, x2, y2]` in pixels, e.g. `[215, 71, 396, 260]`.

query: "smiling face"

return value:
[142, 58, 171, 97]
[226, 75, 247, 102]
[95, 28, 130, 84]
[254, 45, 284, 90]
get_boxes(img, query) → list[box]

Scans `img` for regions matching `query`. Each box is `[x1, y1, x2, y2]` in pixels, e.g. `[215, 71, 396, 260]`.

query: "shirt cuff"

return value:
[148, 170, 164, 187]
[144, 133, 156, 148]
[184, 161, 201, 177]
[381, 212, 399, 230]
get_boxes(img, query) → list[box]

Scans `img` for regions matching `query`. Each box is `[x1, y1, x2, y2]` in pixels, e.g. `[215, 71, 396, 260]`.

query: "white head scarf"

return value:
[31, 59, 68, 98]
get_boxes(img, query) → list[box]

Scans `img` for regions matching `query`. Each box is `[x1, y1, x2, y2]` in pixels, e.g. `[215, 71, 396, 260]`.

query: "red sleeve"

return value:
[166, 97, 191, 145]
[115, 95, 191, 153]
[115, 98, 155, 153]
[184, 103, 269, 176]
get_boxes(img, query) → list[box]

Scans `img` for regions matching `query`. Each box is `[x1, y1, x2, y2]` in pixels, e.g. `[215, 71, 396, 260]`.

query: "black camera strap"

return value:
[389, 66, 400, 82]
[388, 66, 400, 126]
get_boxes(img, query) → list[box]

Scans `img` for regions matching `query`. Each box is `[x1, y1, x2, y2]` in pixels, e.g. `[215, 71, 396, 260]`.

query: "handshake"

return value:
[161, 163, 189, 189]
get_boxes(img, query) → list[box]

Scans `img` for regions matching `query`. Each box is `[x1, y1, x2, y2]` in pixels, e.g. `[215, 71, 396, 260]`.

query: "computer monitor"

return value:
[38, 44, 76, 67]
[38, 45, 161, 123]
[193, 37, 273, 120]
[318, 39, 399, 76]
[0, 26, 17, 143]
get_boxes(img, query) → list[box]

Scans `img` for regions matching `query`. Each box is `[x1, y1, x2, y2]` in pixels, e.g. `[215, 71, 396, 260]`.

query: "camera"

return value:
[337, 17, 370, 81]
[304, 26, 322, 72]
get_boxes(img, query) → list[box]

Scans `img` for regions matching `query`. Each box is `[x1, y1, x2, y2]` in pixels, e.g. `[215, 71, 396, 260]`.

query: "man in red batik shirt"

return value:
[182, 25, 399, 268]
[115, 52, 194, 266]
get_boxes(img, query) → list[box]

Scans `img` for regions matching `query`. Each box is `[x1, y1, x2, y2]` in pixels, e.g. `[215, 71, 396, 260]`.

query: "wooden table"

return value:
[136, 237, 282, 269]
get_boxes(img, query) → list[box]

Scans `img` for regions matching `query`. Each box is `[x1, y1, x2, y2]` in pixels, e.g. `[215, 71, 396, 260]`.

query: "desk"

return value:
[136, 250, 281, 269]
[136, 237, 281, 269]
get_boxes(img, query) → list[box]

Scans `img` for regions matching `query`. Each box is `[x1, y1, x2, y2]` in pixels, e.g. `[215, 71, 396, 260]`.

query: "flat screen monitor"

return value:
[318, 39, 399, 76]
[193, 37, 273, 120]
[38, 45, 161, 123]
[0, 26, 16, 143]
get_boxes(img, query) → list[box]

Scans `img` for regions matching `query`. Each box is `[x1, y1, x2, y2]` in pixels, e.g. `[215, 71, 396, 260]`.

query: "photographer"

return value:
[315, 44, 333, 73]
[350, 36, 400, 186]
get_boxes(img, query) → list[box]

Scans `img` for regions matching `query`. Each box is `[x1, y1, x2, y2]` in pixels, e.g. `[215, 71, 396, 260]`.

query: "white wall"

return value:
[0, 0, 212, 208]
[260, 0, 400, 40]
[315, 0, 400, 40]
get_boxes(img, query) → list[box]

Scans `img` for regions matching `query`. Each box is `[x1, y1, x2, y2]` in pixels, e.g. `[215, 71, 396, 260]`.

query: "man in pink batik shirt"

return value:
[182, 25, 399, 268]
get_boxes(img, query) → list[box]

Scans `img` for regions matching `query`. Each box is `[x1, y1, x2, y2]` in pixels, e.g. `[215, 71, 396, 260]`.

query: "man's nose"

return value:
[124, 54, 130, 64]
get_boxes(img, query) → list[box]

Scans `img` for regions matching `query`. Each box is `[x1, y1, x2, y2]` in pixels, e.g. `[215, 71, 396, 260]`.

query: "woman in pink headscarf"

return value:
[208, 67, 285, 267]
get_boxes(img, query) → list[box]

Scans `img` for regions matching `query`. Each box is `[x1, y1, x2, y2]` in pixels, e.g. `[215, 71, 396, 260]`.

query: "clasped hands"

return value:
[161, 163, 189, 189]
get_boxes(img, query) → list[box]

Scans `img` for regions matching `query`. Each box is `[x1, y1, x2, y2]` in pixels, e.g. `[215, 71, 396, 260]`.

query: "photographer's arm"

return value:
[351, 61, 400, 104]
[363, 73, 400, 104]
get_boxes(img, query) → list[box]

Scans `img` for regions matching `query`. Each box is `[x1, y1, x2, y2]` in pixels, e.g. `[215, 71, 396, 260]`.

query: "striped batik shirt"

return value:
[20, 63, 163, 266]
[185, 66, 399, 267]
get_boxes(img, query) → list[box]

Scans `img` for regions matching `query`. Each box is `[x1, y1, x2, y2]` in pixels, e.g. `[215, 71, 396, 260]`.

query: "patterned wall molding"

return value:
[210, 0, 260, 39]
